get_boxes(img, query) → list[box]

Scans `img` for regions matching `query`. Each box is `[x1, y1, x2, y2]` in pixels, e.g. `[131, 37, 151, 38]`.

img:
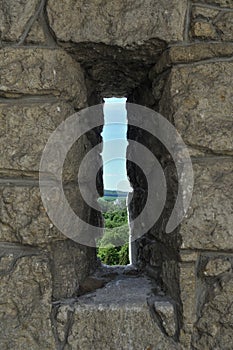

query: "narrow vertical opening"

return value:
[97, 97, 132, 266]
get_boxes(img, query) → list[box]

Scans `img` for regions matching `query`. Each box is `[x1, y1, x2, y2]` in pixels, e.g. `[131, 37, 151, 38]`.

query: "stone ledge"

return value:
[150, 43, 233, 75]
[54, 275, 180, 350]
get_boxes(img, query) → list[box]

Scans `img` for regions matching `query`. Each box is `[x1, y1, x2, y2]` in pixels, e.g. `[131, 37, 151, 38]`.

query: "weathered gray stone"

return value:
[158, 62, 233, 154]
[47, 0, 187, 45]
[204, 258, 232, 276]
[190, 8, 233, 41]
[0, 102, 83, 180]
[150, 43, 233, 75]
[25, 19, 46, 44]
[0, 185, 64, 245]
[50, 240, 97, 300]
[198, 0, 233, 8]
[0, 0, 41, 42]
[154, 299, 176, 337]
[55, 276, 180, 350]
[178, 262, 197, 349]
[192, 6, 220, 19]
[179, 263, 196, 325]
[193, 275, 233, 349]
[191, 20, 218, 39]
[0, 183, 91, 246]
[0, 253, 55, 349]
[215, 12, 233, 41]
[180, 158, 233, 250]
[0, 48, 87, 108]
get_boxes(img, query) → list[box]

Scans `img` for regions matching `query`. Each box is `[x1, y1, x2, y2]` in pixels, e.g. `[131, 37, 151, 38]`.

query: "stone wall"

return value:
[0, 0, 233, 349]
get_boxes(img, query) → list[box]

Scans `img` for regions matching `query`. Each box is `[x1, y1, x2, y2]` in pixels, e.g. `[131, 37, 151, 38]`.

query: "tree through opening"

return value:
[97, 97, 132, 266]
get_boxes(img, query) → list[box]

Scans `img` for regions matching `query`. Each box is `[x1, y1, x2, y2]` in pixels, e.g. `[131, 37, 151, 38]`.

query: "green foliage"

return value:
[118, 244, 129, 265]
[97, 243, 129, 266]
[99, 225, 129, 247]
[98, 244, 120, 265]
[103, 209, 128, 228]
[97, 205, 130, 266]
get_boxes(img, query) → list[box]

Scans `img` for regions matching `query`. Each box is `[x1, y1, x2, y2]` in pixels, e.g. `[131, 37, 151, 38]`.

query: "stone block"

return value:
[0, 247, 55, 349]
[151, 43, 233, 75]
[190, 6, 233, 41]
[54, 276, 179, 349]
[197, 0, 233, 8]
[50, 240, 97, 300]
[180, 158, 233, 250]
[0, 0, 41, 42]
[0, 183, 92, 246]
[25, 19, 47, 44]
[154, 298, 177, 337]
[0, 48, 87, 108]
[47, 0, 187, 45]
[204, 257, 232, 276]
[158, 62, 233, 154]
[193, 272, 233, 349]
[0, 101, 85, 180]
[179, 262, 197, 326]
[0, 184, 63, 245]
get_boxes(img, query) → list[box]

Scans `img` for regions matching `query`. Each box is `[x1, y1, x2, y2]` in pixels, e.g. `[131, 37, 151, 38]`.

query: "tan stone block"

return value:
[179, 263, 196, 326]
[159, 62, 233, 154]
[57, 277, 179, 349]
[198, 0, 233, 8]
[180, 158, 233, 250]
[50, 240, 97, 300]
[47, 0, 187, 45]
[0, 102, 84, 180]
[0, 48, 87, 108]
[204, 258, 232, 276]
[25, 19, 46, 44]
[215, 12, 233, 41]
[151, 43, 233, 75]
[180, 251, 199, 262]
[0, 0, 41, 42]
[0, 183, 92, 246]
[191, 21, 218, 39]
[192, 6, 219, 19]
[193, 276, 233, 349]
[0, 252, 55, 349]
[0, 185, 64, 245]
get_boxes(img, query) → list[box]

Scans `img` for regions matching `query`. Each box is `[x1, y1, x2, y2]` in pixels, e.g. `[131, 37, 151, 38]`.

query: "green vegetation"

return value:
[97, 199, 130, 265]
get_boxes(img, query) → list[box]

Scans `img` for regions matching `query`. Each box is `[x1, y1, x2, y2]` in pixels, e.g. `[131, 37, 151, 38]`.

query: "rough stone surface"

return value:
[158, 62, 233, 154]
[198, 0, 233, 8]
[55, 276, 179, 350]
[180, 159, 233, 250]
[178, 262, 197, 349]
[0, 184, 88, 246]
[0, 0, 41, 42]
[47, 0, 187, 45]
[191, 21, 218, 40]
[204, 257, 232, 276]
[193, 274, 233, 349]
[0, 48, 87, 108]
[1, 1, 233, 348]
[0, 102, 83, 179]
[151, 43, 233, 74]
[190, 7, 233, 41]
[0, 252, 55, 349]
[50, 240, 97, 300]
[25, 19, 46, 44]
[154, 299, 177, 337]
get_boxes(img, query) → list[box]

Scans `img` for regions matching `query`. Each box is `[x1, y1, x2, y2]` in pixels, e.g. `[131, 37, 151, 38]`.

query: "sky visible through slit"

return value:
[101, 97, 132, 192]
